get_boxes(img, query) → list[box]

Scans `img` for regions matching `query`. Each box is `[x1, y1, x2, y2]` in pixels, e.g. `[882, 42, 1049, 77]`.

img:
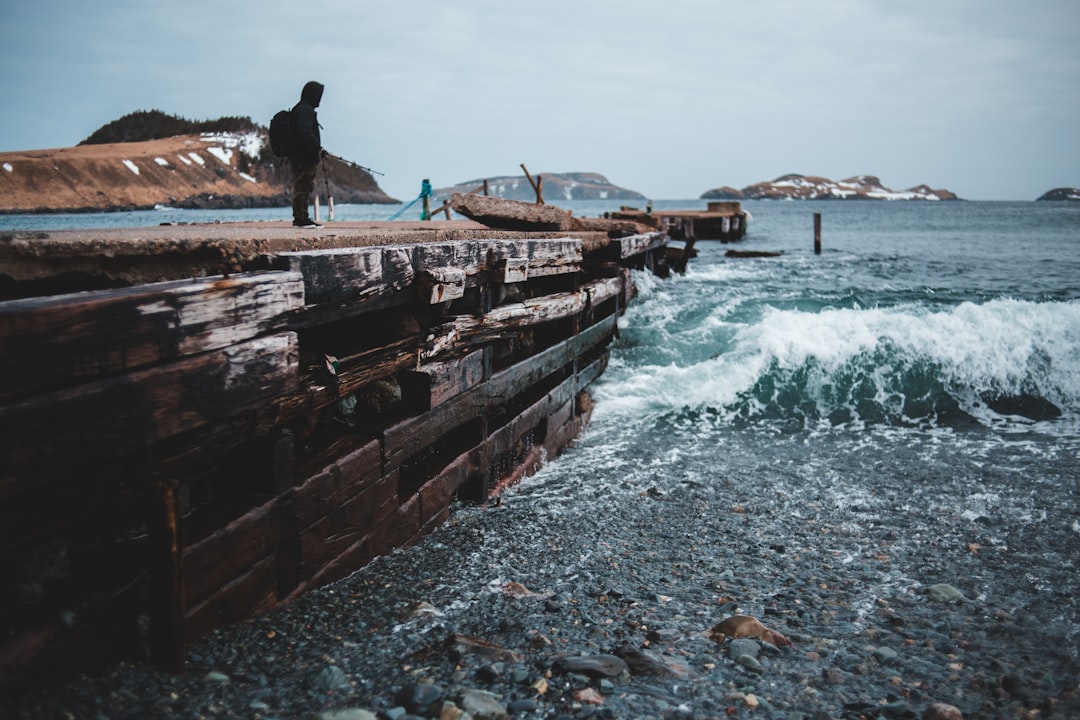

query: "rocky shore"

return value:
[6, 445, 1078, 720]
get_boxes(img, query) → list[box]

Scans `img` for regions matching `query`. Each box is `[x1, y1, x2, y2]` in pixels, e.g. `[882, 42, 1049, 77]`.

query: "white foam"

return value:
[594, 296, 1080, 427]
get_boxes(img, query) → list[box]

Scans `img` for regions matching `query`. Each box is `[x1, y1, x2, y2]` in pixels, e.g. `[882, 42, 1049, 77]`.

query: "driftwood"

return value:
[449, 193, 581, 231]
[725, 250, 782, 258]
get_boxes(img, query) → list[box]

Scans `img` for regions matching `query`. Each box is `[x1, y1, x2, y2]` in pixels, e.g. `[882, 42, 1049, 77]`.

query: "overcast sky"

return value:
[2, 0, 1077, 201]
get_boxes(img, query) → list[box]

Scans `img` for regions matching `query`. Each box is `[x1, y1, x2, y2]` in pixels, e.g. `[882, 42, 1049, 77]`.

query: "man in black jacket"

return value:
[290, 81, 325, 227]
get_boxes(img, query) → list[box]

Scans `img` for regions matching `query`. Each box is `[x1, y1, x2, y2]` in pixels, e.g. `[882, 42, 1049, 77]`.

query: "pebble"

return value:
[457, 688, 508, 720]
[6, 471, 1078, 720]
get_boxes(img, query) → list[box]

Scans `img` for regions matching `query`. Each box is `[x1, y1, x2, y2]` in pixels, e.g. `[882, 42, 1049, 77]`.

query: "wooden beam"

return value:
[0, 272, 303, 401]
[0, 333, 299, 477]
[271, 246, 414, 306]
[149, 479, 185, 674]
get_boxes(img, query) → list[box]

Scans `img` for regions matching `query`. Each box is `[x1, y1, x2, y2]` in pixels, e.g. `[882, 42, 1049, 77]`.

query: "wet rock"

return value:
[446, 633, 522, 663]
[613, 644, 694, 679]
[201, 670, 230, 685]
[507, 698, 539, 714]
[395, 682, 444, 715]
[926, 583, 966, 603]
[922, 702, 963, 720]
[727, 638, 760, 659]
[573, 687, 605, 705]
[457, 688, 509, 720]
[316, 710, 379, 720]
[552, 654, 628, 679]
[307, 665, 350, 693]
[734, 654, 763, 673]
[873, 646, 899, 665]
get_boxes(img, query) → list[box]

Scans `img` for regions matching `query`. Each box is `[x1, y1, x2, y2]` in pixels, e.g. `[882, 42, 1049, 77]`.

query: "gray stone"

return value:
[201, 671, 230, 685]
[308, 665, 350, 693]
[735, 654, 763, 673]
[728, 638, 760, 659]
[395, 682, 444, 714]
[552, 654, 628, 678]
[315, 710, 378, 720]
[926, 583, 966, 602]
[873, 646, 899, 665]
[458, 688, 509, 720]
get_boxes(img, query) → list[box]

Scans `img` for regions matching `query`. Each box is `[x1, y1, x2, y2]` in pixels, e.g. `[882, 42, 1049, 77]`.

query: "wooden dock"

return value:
[0, 219, 673, 689]
[607, 201, 749, 243]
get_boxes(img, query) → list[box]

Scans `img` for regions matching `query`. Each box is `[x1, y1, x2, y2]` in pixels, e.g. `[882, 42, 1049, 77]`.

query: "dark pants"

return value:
[290, 161, 317, 222]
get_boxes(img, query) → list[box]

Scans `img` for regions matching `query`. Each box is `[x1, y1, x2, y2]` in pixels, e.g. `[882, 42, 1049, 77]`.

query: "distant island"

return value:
[0, 110, 395, 213]
[1036, 188, 1080, 201]
[435, 172, 645, 203]
[702, 174, 960, 201]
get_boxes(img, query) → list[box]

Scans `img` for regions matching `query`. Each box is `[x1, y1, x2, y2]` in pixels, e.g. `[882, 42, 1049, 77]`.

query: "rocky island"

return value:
[703, 173, 960, 201]
[1036, 187, 1080, 201]
[435, 172, 644, 203]
[0, 111, 395, 214]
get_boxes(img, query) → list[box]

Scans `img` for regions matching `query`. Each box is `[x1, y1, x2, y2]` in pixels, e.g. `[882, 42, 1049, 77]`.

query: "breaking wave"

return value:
[596, 295, 1080, 431]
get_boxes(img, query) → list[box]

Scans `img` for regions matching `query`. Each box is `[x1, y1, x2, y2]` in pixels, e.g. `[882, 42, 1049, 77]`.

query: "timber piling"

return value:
[0, 219, 673, 689]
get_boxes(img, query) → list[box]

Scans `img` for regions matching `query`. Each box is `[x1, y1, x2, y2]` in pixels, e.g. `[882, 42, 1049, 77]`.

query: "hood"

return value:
[300, 81, 324, 108]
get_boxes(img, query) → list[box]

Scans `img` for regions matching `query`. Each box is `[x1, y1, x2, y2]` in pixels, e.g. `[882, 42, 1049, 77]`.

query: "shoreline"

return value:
[8, 452, 1077, 720]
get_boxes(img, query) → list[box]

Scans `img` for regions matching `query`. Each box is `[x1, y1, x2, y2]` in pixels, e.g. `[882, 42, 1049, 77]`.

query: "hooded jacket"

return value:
[290, 81, 324, 165]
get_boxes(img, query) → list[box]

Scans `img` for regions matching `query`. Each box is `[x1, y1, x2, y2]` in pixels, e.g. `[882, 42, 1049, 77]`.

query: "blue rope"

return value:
[388, 179, 434, 221]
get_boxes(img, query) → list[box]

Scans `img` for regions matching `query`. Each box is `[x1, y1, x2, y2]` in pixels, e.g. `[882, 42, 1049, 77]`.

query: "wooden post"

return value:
[150, 479, 185, 674]
[422, 178, 431, 221]
[814, 213, 821, 255]
[483, 179, 489, 196]
[520, 164, 545, 204]
[536, 175, 543, 205]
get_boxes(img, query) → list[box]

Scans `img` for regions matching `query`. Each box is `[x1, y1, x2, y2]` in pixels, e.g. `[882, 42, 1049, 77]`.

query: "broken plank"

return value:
[610, 232, 667, 260]
[384, 315, 616, 472]
[416, 267, 466, 304]
[399, 348, 489, 411]
[423, 277, 620, 360]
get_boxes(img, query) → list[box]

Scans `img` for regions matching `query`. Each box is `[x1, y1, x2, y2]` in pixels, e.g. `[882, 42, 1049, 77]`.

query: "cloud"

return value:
[1, 0, 1077, 200]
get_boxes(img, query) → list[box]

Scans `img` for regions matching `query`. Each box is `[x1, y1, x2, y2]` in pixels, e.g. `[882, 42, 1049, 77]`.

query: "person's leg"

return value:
[291, 163, 317, 224]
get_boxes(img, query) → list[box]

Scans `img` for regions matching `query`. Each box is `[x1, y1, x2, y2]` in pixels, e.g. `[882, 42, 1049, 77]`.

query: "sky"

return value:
[1, 0, 1078, 202]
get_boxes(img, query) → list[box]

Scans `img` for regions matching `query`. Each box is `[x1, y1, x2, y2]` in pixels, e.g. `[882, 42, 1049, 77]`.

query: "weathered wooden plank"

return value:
[416, 267, 466, 304]
[424, 277, 620, 360]
[184, 555, 277, 642]
[182, 493, 291, 607]
[399, 348, 488, 411]
[610, 232, 667, 260]
[0, 577, 144, 690]
[293, 435, 382, 528]
[487, 376, 574, 462]
[271, 246, 414, 306]
[417, 451, 472, 525]
[0, 333, 299, 477]
[449, 193, 578, 231]
[412, 241, 484, 277]
[479, 238, 582, 280]
[0, 272, 303, 401]
[384, 315, 616, 472]
[486, 314, 616, 402]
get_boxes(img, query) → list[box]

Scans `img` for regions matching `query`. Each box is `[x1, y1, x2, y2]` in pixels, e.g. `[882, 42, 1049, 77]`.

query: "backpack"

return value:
[268, 109, 293, 158]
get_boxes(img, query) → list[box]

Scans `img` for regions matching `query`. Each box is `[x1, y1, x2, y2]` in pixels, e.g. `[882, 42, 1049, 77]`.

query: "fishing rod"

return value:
[324, 151, 384, 176]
